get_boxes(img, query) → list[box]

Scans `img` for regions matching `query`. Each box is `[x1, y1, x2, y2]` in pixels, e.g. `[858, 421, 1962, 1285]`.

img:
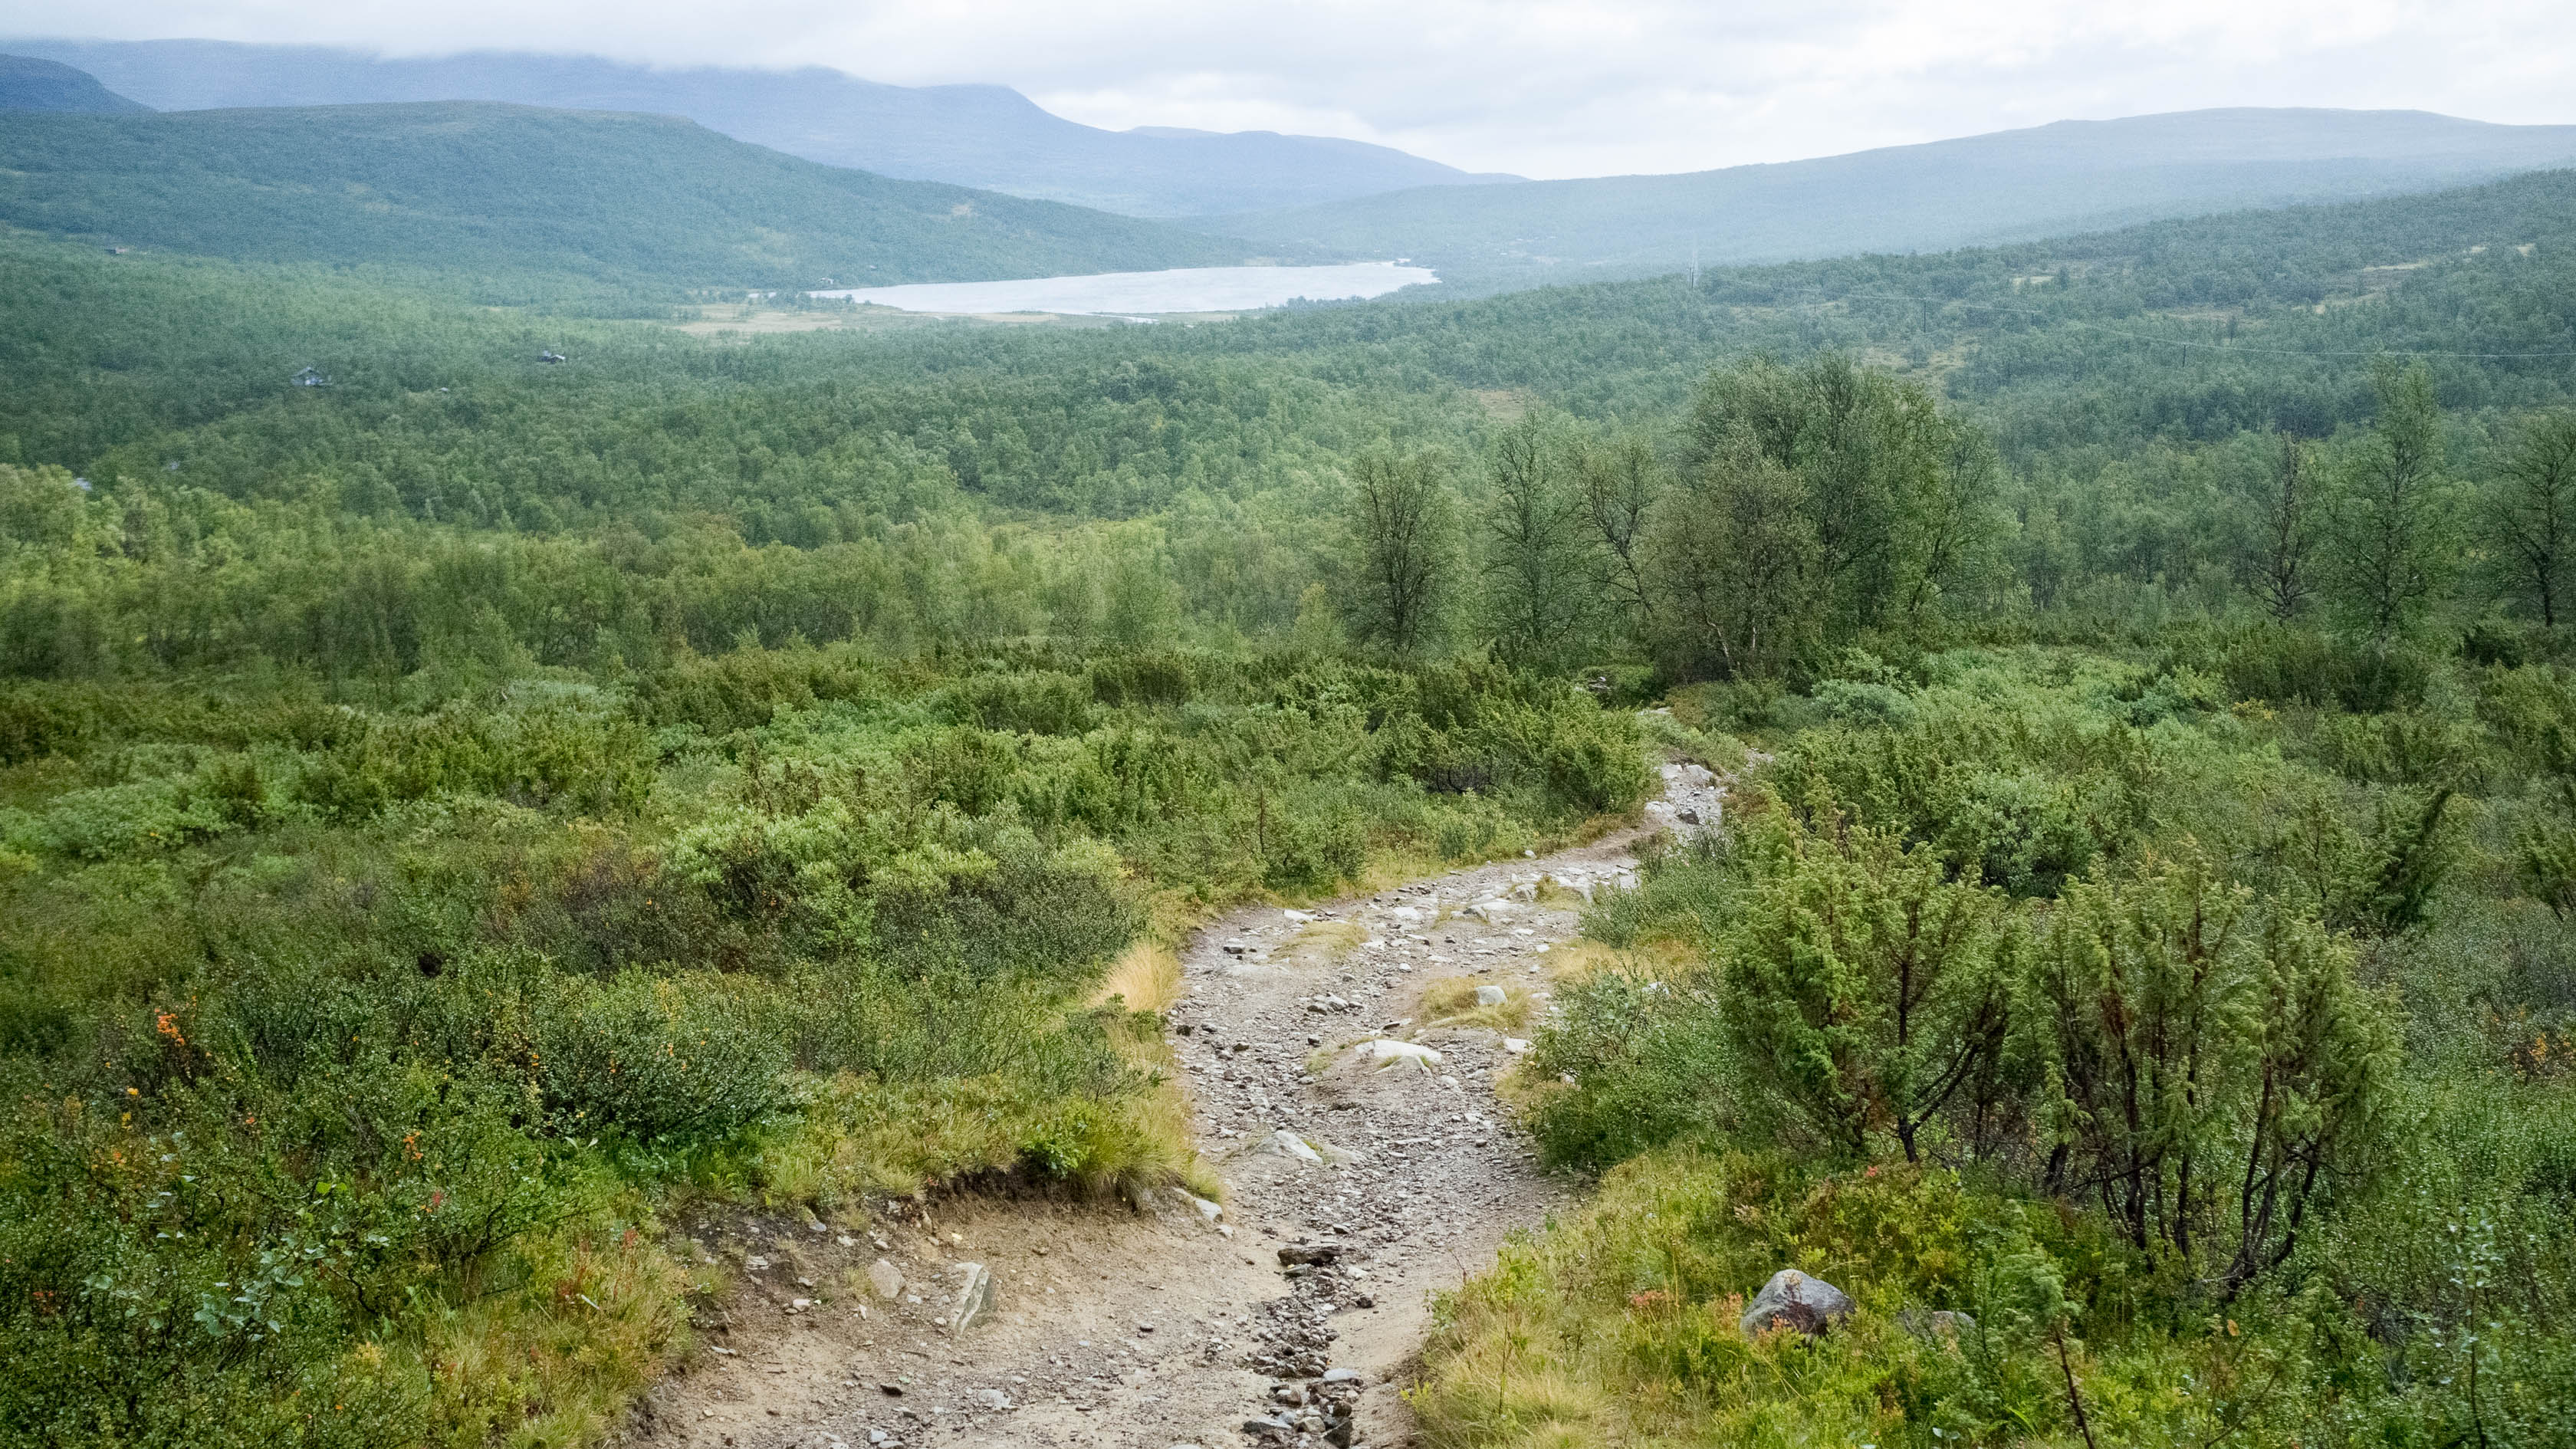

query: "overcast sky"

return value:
[16, 1, 2576, 177]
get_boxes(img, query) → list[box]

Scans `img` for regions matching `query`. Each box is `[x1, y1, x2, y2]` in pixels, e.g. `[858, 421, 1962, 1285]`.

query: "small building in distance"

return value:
[291, 366, 330, 388]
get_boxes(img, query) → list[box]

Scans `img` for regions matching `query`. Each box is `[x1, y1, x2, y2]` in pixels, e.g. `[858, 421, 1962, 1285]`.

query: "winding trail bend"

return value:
[630, 764, 1724, 1449]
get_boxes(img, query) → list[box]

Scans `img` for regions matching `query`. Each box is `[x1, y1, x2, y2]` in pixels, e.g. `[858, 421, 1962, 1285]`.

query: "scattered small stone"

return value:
[951, 1263, 994, 1332]
[868, 1259, 905, 1300]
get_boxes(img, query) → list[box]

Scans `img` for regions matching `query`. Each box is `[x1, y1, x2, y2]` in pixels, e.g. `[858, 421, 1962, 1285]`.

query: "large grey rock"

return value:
[1739, 1268, 1854, 1339]
[1474, 985, 1506, 1007]
[951, 1262, 993, 1331]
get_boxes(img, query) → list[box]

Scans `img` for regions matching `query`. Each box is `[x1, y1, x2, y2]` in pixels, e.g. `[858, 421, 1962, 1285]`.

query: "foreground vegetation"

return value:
[1433, 645, 2576, 1446]
[1, 163, 2574, 1445]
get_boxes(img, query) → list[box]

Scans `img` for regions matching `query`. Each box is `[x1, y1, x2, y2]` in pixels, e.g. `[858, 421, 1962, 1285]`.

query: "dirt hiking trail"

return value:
[626, 764, 1724, 1449]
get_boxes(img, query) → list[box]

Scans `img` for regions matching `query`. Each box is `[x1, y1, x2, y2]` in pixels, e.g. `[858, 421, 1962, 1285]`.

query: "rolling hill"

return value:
[1, 37, 1519, 216]
[0, 100, 1254, 302]
[1198, 107, 2576, 293]
[0, 52, 146, 112]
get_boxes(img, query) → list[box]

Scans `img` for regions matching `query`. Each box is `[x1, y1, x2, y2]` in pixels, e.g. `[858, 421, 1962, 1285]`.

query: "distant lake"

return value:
[810, 261, 1437, 317]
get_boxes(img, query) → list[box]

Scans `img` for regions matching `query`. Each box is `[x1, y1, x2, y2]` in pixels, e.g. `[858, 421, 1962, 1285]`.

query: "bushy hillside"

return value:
[0, 100, 1250, 306]
[1201, 107, 2576, 294]
[2, 37, 1518, 216]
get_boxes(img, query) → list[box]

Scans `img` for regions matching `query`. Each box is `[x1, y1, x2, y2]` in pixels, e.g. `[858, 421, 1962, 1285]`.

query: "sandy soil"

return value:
[622, 763, 1725, 1449]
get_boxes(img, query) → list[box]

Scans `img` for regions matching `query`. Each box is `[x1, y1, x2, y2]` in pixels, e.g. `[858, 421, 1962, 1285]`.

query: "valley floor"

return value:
[623, 766, 1723, 1449]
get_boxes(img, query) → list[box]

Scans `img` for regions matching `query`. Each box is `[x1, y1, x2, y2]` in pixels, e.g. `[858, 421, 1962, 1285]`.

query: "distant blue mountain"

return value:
[2, 38, 1518, 217]
[1197, 107, 2576, 292]
[0, 53, 147, 113]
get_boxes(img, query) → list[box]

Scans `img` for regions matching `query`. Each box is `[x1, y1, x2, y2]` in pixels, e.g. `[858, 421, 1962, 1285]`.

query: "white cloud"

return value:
[12, 0, 2574, 176]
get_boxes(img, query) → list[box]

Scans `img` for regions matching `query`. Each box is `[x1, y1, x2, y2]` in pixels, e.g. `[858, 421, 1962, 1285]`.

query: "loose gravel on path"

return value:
[628, 764, 1724, 1449]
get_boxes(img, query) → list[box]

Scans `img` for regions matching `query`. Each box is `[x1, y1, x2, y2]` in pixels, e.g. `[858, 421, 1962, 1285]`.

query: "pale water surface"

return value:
[810, 261, 1435, 317]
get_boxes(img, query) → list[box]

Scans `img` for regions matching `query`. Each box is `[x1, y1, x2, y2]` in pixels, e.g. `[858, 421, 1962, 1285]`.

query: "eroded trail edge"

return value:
[632, 764, 1724, 1449]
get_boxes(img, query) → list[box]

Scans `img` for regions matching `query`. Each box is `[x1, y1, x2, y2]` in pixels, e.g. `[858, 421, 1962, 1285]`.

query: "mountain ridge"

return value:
[0, 100, 1254, 304]
[0, 51, 148, 112]
[1194, 106, 2576, 293]
[0, 37, 1519, 217]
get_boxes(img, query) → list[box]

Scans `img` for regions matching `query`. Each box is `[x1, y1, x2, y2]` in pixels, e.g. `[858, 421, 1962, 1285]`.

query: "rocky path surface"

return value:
[630, 764, 1723, 1449]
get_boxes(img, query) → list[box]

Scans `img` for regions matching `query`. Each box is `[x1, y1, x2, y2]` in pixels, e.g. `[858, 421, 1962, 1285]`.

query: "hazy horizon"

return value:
[9, 1, 2574, 179]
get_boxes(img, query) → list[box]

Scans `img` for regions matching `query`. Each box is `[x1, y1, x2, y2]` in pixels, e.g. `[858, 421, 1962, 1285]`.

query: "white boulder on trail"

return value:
[1362, 1039, 1443, 1068]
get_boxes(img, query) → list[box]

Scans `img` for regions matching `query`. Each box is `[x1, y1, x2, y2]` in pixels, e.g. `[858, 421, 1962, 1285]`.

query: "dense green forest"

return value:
[0, 102, 1250, 310]
[3, 159, 2576, 1446]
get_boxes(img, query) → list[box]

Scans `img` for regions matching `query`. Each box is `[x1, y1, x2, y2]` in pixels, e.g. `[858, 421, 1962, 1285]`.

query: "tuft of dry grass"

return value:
[1092, 938, 1183, 1014]
[1533, 939, 1626, 981]
[1419, 976, 1535, 1031]
[1282, 918, 1368, 965]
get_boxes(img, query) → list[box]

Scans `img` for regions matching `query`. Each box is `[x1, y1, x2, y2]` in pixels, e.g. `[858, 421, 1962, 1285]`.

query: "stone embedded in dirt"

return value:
[1276, 1244, 1342, 1267]
[952, 1263, 994, 1332]
[879, 1383, 904, 1396]
[974, 1388, 1011, 1410]
[744, 1255, 770, 1272]
[1474, 985, 1507, 1007]
[1319, 1367, 1362, 1384]
[1739, 1269, 1855, 1339]
[1188, 1193, 1224, 1223]
[1254, 1129, 1325, 1164]
[1502, 1037, 1531, 1053]
[868, 1259, 905, 1300]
